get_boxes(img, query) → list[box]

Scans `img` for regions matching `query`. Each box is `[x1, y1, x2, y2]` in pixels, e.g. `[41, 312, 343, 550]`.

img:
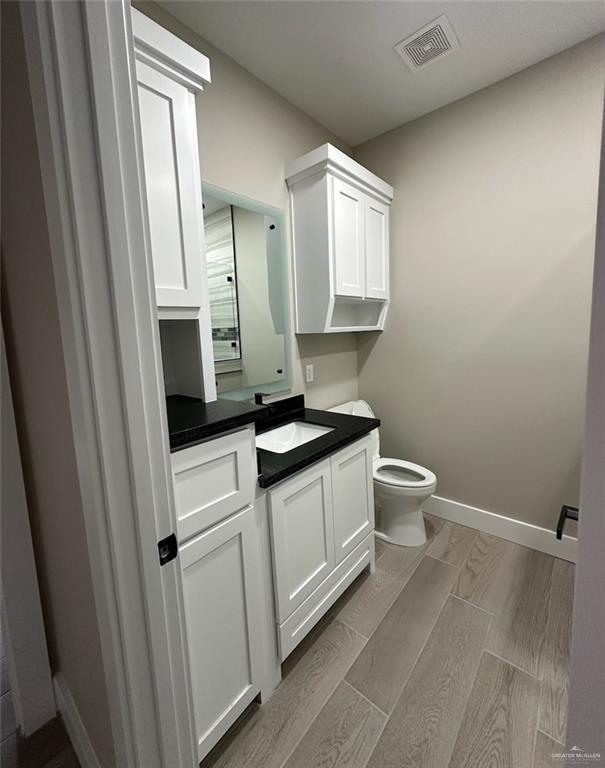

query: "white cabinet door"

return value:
[331, 178, 365, 298]
[180, 506, 262, 761]
[136, 61, 204, 308]
[365, 197, 389, 300]
[331, 436, 374, 565]
[269, 459, 335, 622]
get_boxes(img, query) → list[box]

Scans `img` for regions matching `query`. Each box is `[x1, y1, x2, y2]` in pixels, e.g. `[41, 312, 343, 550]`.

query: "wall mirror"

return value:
[202, 184, 291, 400]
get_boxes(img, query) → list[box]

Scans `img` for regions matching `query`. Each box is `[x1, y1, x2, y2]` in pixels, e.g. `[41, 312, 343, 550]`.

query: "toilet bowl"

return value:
[330, 400, 437, 547]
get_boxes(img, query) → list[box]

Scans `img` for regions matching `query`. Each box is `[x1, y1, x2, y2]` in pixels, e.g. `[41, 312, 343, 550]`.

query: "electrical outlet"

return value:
[305, 364, 314, 383]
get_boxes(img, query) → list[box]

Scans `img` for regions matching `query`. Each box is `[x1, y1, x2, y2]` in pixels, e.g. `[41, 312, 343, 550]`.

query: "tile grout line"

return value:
[342, 679, 389, 718]
[346, 681, 392, 768]
[374, 548, 431, 622]
[334, 541, 429, 645]
[333, 616, 370, 642]
[538, 558, 572, 749]
[532, 722, 540, 768]
[425, 528, 479, 572]
[426, 553, 464, 570]
[276, 619, 368, 768]
[534, 554, 559, 745]
[443, 611, 496, 768]
[448, 593, 495, 616]
[346, 547, 431, 644]
[482, 648, 542, 682]
[335, 534, 459, 766]
[451, 528, 480, 573]
[344, 547, 464, 727]
[372, 583, 460, 729]
[352, 687, 392, 768]
[534, 656, 546, 760]
[533, 693, 564, 765]
[459, 536, 555, 765]
[326, 535, 459, 768]
[536, 728, 565, 748]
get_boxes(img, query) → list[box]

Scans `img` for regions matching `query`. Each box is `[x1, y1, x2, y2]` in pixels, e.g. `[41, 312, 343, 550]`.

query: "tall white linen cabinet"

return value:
[133, 8, 217, 401]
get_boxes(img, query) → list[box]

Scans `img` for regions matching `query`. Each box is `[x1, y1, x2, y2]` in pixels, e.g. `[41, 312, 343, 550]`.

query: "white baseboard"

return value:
[53, 675, 101, 768]
[424, 495, 577, 563]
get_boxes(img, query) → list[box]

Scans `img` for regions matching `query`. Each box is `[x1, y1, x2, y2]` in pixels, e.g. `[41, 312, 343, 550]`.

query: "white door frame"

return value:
[20, 1, 196, 765]
[567, 94, 605, 757]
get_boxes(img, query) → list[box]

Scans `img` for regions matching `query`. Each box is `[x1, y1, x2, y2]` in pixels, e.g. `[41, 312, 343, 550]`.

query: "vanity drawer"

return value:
[277, 533, 374, 661]
[172, 426, 256, 542]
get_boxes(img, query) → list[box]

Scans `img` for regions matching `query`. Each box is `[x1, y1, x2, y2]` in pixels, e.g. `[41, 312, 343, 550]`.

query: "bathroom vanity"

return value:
[167, 395, 378, 760]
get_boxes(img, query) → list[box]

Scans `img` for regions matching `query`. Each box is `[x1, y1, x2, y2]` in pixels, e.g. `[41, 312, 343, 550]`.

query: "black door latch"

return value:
[158, 533, 178, 566]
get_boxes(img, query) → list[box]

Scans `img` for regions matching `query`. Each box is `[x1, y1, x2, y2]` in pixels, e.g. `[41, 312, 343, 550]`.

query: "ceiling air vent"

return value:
[395, 15, 459, 71]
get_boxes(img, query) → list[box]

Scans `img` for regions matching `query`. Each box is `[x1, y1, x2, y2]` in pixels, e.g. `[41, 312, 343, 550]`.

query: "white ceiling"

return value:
[158, 1, 605, 146]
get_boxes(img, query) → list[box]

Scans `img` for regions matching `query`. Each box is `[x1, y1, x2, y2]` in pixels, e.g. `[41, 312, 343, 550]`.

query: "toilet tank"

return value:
[328, 400, 380, 460]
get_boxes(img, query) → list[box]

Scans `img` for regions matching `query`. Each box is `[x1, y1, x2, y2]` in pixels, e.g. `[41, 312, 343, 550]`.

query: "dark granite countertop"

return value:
[256, 404, 379, 489]
[166, 393, 379, 489]
[167, 395, 266, 450]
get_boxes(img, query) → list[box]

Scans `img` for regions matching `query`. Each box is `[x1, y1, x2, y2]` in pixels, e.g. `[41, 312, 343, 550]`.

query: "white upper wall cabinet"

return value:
[136, 63, 204, 307]
[132, 8, 210, 310]
[286, 144, 393, 333]
[132, 9, 217, 402]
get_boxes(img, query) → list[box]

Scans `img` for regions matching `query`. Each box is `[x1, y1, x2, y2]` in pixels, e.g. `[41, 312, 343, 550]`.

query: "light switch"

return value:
[305, 364, 314, 383]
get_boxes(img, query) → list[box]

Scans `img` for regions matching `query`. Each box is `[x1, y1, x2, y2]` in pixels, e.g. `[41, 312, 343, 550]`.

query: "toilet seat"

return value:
[373, 458, 436, 489]
[328, 399, 436, 492]
[328, 399, 436, 547]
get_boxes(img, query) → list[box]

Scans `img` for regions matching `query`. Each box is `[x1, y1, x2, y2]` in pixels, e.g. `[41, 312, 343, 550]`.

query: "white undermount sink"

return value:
[255, 421, 334, 454]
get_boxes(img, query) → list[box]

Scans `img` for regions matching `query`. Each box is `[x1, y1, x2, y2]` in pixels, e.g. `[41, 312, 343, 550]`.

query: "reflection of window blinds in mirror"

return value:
[204, 206, 241, 361]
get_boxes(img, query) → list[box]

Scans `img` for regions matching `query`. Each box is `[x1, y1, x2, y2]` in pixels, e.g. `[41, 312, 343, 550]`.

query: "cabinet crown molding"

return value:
[285, 143, 393, 204]
[132, 8, 211, 92]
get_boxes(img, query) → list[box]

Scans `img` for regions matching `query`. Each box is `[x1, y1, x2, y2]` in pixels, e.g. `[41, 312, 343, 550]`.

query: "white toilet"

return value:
[330, 400, 437, 547]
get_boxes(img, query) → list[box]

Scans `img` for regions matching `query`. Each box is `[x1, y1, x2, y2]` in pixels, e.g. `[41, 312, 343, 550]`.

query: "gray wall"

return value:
[136, 1, 361, 409]
[354, 35, 605, 529]
[1, 4, 114, 764]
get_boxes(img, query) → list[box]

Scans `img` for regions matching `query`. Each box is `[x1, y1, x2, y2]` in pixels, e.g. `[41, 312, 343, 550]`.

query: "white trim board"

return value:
[53, 676, 101, 768]
[424, 495, 577, 563]
[21, 2, 197, 765]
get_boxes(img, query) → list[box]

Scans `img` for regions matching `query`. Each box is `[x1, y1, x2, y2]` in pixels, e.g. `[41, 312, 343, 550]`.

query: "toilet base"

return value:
[374, 487, 434, 547]
[375, 511, 427, 547]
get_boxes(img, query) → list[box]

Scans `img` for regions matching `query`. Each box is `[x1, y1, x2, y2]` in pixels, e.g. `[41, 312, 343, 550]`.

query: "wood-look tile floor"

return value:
[202, 514, 574, 768]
